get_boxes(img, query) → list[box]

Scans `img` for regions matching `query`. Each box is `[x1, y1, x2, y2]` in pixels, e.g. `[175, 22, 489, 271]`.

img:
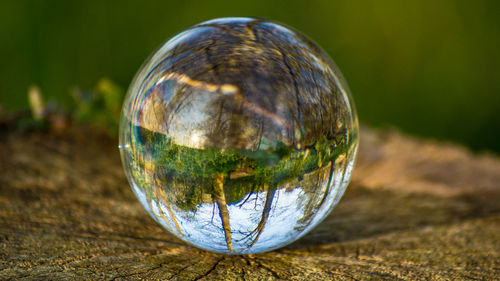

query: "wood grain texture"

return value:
[0, 125, 498, 280]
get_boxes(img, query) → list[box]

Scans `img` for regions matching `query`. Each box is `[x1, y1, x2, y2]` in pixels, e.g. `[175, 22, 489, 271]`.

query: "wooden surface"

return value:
[0, 125, 499, 280]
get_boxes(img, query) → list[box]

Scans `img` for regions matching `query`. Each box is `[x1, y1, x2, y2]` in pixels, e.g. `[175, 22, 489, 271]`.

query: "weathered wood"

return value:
[0, 125, 499, 280]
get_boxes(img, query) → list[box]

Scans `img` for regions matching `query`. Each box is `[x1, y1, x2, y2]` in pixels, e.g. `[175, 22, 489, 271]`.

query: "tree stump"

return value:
[0, 124, 498, 280]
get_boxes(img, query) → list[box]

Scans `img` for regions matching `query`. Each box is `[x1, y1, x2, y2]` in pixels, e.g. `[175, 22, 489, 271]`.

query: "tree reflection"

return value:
[123, 18, 357, 252]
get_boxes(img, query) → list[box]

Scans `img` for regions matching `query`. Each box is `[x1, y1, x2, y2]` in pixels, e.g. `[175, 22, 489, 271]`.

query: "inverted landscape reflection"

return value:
[119, 17, 358, 254]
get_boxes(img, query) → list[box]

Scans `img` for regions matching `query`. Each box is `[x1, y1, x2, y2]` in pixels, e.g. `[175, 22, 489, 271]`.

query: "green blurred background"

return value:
[1, 0, 498, 152]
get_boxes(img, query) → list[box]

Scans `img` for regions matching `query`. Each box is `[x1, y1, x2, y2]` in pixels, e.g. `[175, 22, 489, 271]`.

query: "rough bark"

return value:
[0, 124, 499, 280]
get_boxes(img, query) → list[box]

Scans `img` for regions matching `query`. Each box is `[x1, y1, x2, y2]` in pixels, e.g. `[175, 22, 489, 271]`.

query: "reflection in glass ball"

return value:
[119, 17, 358, 254]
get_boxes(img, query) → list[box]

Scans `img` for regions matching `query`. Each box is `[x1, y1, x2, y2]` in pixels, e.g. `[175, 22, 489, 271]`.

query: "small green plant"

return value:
[72, 78, 123, 133]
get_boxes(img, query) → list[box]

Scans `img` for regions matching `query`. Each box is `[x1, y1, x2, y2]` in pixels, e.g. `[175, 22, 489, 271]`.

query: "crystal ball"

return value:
[119, 17, 358, 254]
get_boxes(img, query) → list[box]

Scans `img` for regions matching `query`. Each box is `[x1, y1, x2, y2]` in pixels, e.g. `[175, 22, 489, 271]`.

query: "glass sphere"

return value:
[119, 17, 358, 254]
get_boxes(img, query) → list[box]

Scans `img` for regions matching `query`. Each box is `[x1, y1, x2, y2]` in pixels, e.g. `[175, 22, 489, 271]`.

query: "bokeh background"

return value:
[1, 0, 498, 152]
